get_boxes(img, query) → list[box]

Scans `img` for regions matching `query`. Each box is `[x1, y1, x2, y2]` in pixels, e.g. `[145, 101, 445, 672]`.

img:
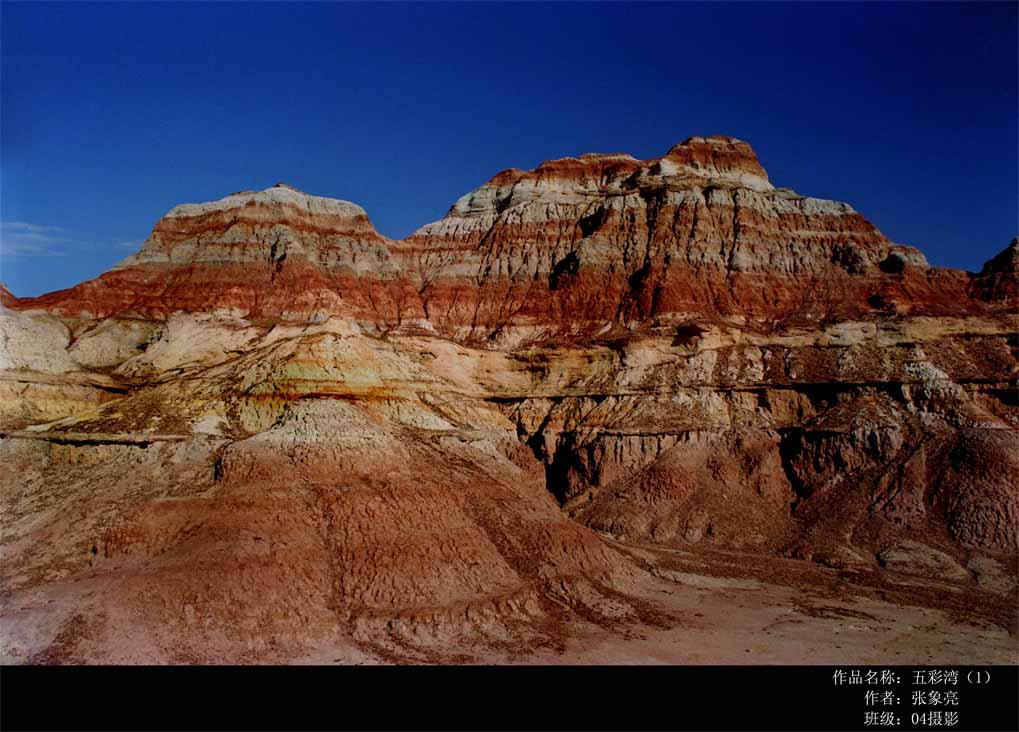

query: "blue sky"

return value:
[2, 1, 1016, 297]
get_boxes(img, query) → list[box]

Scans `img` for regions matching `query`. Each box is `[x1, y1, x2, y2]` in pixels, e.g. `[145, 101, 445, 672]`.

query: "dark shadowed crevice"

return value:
[548, 251, 580, 291]
[778, 428, 810, 507]
[577, 206, 606, 238]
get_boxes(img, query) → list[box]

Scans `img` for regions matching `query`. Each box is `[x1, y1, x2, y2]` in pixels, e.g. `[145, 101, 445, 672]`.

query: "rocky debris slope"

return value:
[1, 136, 1016, 663]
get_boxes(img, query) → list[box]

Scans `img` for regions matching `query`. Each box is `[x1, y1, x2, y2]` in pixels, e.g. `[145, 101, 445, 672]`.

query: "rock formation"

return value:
[1, 136, 1016, 663]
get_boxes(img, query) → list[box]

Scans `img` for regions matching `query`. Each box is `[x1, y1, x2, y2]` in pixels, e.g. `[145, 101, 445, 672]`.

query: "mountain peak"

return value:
[659, 135, 771, 191]
[163, 185, 367, 221]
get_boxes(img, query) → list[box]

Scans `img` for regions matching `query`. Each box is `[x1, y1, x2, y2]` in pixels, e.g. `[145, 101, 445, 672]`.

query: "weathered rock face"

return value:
[400, 135, 968, 343]
[1, 136, 1016, 663]
[14, 137, 1003, 335]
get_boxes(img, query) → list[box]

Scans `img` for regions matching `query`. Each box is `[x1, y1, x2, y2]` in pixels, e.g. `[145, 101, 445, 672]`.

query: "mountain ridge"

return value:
[6, 136, 1014, 340]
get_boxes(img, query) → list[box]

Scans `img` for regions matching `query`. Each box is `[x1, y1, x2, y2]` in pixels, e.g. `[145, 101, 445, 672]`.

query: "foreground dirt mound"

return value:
[1, 335, 648, 663]
[1, 135, 1016, 663]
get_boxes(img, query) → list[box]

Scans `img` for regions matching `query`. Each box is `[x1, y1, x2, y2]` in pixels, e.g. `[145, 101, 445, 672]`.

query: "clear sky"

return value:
[2, 1, 1016, 297]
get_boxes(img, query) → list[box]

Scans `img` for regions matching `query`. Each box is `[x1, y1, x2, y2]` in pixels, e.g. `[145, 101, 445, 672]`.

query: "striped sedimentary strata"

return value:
[22, 184, 422, 326]
[397, 136, 979, 343]
[13, 137, 1001, 342]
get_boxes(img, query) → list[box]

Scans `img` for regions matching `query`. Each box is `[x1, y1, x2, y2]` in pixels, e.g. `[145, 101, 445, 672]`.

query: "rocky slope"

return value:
[1, 136, 1016, 663]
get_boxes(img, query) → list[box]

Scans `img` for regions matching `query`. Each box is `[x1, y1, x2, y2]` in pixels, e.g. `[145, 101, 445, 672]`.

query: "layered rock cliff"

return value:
[1, 136, 1016, 663]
